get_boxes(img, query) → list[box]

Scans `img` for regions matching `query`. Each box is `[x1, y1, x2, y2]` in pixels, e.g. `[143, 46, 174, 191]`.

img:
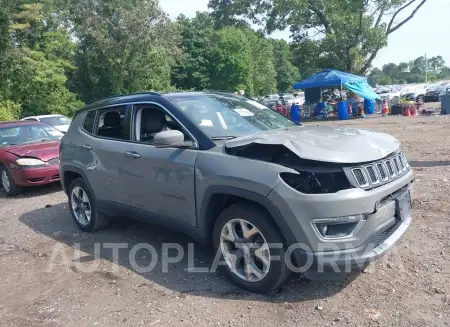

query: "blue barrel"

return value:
[290, 104, 301, 123]
[317, 102, 326, 115]
[364, 99, 375, 115]
[337, 101, 350, 120]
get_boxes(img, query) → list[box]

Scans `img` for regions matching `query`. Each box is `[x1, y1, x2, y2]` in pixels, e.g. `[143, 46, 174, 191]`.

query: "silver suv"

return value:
[60, 91, 413, 293]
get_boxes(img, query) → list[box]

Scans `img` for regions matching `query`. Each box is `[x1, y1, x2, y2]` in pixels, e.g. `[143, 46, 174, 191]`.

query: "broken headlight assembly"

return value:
[280, 170, 353, 194]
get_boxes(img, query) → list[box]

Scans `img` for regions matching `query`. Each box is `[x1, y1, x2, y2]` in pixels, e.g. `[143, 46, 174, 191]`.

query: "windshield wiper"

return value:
[211, 136, 238, 140]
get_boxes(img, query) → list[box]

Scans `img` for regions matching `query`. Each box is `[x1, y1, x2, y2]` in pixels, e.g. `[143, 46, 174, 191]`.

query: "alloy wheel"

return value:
[220, 219, 271, 283]
[71, 186, 92, 225]
[1, 170, 11, 193]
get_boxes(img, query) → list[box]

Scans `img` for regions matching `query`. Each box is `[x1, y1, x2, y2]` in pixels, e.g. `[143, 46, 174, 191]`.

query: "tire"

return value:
[417, 95, 424, 102]
[1, 166, 22, 196]
[67, 178, 108, 232]
[213, 203, 291, 294]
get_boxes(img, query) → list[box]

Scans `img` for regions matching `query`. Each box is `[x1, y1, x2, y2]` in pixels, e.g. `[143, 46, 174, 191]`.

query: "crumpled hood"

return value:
[5, 141, 60, 161]
[225, 126, 400, 164]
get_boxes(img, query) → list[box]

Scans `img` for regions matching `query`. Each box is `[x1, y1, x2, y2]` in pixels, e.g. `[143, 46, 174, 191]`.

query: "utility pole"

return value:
[425, 53, 428, 83]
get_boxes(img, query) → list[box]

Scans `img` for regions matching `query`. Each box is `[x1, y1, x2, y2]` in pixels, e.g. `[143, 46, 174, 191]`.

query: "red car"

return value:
[0, 121, 63, 196]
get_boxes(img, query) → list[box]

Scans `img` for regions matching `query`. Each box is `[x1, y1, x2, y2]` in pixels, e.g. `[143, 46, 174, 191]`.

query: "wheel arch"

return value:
[61, 166, 95, 198]
[198, 186, 296, 245]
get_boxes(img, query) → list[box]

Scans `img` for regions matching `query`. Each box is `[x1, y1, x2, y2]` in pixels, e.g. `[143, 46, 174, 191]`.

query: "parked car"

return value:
[60, 91, 413, 293]
[260, 99, 278, 110]
[279, 93, 295, 105]
[424, 83, 448, 102]
[439, 82, 450, 98]
[0, 121, 63, 196]
[21, 114, 72, 133]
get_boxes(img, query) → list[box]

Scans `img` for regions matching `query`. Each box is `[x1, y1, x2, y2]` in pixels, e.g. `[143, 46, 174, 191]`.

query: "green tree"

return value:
[172, 12, 215, 91]
[243, 30, 277, 96]
[271, 39, 299, 92]
[67, 0, 181, 103]
[209, 27, 253, 95]
[368, 67, 392, 85]
[1, 1, 83, 119]
[210, 0, 428, 74]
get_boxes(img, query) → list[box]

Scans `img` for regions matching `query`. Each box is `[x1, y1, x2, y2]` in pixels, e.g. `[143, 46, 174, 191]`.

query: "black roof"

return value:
[79, 90, 244, 113]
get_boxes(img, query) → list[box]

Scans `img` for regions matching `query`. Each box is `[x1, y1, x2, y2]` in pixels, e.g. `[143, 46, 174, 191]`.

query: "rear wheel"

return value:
[213, 203, 291, 293]
[68, 178, 108, 232]
[1, 166, 22, 196]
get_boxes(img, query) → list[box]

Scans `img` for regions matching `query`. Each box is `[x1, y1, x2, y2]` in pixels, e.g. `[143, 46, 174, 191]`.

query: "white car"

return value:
[21, 114, 72, 133]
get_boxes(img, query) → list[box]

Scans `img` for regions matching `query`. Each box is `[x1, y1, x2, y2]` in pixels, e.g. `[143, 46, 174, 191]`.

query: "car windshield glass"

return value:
[0, 124, 63, 147]
[39, 116, 71, 126]
[169, 94, 297, 138]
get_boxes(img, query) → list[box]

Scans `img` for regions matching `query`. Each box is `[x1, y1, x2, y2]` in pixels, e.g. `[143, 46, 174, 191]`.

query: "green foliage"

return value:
[0, 0, 83, 120]
[209, 27, 254, 94]
[0, 100, 22, 121]
[1, 0, 441, 123]
[172, 13, 216, 91]
[68, 0, 181, 103]
[368, 55, 450, 86]
[209, 0, 428, 74]
[271, 39, 299, 93]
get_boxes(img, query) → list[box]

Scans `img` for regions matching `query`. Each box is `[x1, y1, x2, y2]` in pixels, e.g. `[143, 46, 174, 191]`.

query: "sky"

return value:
[159, 0, 450, 69]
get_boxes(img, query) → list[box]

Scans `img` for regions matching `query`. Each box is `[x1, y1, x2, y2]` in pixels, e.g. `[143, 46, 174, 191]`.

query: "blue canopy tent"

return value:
[293, 68, 380, 101]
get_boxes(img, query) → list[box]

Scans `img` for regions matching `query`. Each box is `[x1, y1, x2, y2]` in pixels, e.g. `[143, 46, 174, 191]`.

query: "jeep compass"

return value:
[60, 91, 413, 293]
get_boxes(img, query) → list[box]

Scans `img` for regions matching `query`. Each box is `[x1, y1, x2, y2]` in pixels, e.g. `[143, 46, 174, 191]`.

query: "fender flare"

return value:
[198, 185, 297, 244]
[60, 165, 95, 198]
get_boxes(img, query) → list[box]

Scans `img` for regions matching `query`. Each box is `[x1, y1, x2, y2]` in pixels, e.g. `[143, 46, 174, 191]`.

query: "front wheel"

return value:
[213, 203, 291, 293]
[1, 166, 22, 196]
[68, 178, 108, 232]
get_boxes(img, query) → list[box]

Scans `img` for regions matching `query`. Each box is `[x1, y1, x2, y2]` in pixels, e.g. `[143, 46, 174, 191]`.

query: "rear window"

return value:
[82, 110, 96, 134]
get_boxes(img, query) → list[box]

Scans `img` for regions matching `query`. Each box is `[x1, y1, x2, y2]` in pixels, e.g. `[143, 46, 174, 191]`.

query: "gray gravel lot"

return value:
[1, 115, 449, 327]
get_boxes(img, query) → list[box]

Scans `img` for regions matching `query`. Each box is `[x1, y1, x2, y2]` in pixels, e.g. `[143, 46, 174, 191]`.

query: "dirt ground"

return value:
[1, 115, 449, 327]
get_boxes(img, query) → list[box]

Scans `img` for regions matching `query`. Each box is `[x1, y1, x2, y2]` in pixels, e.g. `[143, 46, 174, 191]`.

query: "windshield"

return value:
[0, 124, 63, 147]
[39, 116, 71, 126]
[169, 94, 297, 138]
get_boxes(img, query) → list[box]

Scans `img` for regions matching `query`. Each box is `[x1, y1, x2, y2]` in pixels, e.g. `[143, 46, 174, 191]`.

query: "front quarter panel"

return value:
[195, 146, 295, 221]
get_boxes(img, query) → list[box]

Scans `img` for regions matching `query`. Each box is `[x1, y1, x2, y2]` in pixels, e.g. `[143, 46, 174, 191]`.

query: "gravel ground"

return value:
[1, 115, 450, 327]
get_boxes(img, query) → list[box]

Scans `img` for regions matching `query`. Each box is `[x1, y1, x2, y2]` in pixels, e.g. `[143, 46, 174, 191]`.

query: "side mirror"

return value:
[153, 130, 189, 148]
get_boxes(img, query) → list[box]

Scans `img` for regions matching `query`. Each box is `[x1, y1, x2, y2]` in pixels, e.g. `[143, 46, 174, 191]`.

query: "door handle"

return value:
[80, 144, 92, 150]
[124, 151, 141, 159]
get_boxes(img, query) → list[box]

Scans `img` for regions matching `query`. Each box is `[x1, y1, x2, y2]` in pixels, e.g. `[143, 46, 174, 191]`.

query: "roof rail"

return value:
[91, 91, 161, 104]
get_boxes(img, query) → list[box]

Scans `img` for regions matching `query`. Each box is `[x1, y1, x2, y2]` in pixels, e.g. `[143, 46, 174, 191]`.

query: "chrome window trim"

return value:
[77, 101, 199, 149]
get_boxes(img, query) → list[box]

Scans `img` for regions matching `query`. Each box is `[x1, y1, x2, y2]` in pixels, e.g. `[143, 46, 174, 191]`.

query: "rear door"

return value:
[86, 105, 134, 209]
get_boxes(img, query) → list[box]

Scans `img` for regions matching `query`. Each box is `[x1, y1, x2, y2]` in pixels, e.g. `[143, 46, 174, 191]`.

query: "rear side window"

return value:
[94, 106, 130, 140]
[82, 110, 96, 134]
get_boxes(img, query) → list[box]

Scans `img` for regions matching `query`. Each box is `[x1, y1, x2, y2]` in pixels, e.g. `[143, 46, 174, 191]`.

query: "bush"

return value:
[0, 100, 22, 121]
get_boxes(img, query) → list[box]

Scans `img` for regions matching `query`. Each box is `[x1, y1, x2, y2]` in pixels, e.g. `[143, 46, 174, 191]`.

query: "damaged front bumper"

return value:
[267, 169, 414, 279]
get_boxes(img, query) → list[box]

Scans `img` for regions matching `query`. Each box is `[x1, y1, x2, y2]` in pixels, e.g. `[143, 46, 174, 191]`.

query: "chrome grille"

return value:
[393, 157, 401, 173]
[351, 168, 368, 187]
[385, 160, 395, 177]
[349, 152, 410, 189]
[376, 163, 388, 181]
[365, 166, 379, 184]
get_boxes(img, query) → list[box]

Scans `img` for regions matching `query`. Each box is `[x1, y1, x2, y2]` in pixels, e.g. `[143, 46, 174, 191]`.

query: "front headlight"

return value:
[280, 170, 353, 194]
[15, 158, 46, 167]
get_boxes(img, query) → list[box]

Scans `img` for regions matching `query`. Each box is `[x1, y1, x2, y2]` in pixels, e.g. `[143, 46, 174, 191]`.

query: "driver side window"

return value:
[134, 105, 190, 144]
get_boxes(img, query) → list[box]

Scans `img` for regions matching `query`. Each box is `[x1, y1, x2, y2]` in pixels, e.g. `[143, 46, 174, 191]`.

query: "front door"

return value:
[123, 104, 198, 226]
[125, 144, 198, 226]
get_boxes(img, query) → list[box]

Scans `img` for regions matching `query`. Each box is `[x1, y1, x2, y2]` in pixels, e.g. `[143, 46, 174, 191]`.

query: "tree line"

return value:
[1, 0, 429, 120]
[368, 55, 450, 86]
